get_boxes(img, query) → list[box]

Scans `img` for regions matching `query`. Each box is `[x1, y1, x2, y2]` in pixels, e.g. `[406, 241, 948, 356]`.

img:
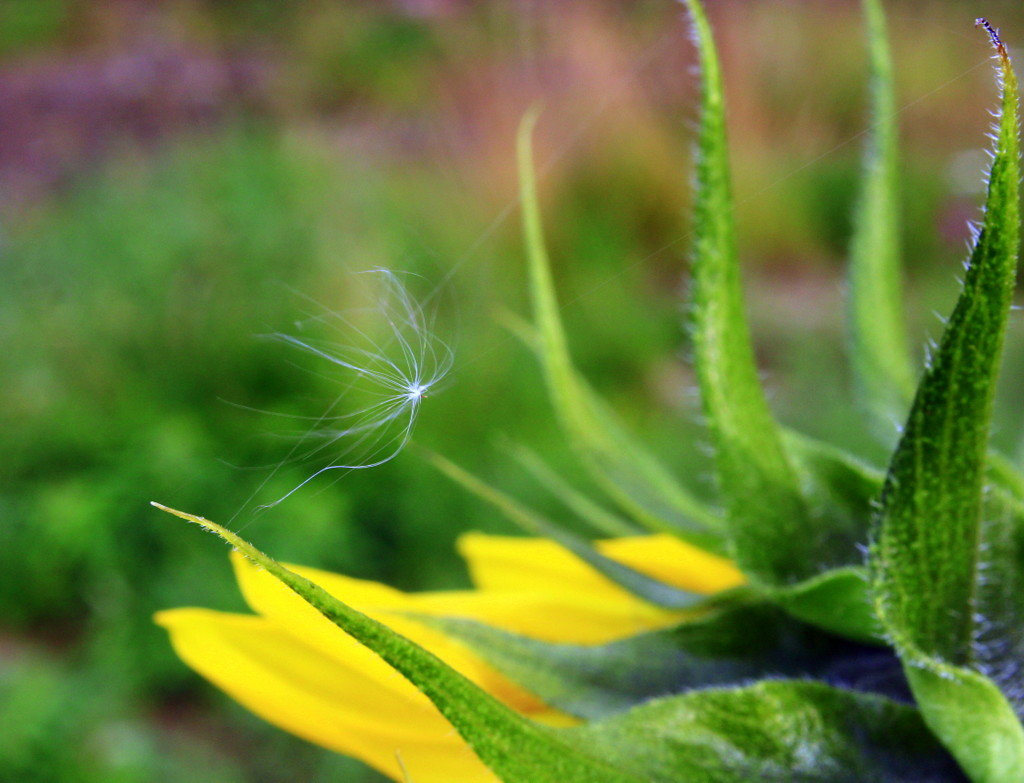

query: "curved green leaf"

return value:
[903, 665, 1023, 783]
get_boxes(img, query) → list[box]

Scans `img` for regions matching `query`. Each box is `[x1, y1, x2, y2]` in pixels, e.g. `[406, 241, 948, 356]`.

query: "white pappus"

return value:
[249, 268, 453, 511]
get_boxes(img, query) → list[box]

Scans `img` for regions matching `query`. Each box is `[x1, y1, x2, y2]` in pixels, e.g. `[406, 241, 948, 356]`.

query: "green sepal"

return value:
[784, 429, 884, 564]
[419, 601, 895, 720]
[773, 567, 881, 644]
[845, 0, 1024, 518]
[870, 28, 1024, 783]
[501, 311, 726, 554]
[517, 109, 722, 544]
[904, 660, 1024, 783]
[846, 0, 915, 434]
[872, 21, 1019, 667]
[682, 0, 818, 587]
[567, 679, 964, 783]
[758, 434, 884, 643]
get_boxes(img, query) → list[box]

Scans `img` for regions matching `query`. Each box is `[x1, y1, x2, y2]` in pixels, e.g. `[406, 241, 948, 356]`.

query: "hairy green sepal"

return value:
[846, 0, 915, 434]
[682, 0, 841, 587]
[420, 601, 889, 720]
[870, 31, 1024, 783]
[517, 109, 723, 547]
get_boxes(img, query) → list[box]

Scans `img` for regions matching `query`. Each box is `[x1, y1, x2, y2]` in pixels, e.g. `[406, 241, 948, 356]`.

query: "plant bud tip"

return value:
[976, 18, 1008, 58]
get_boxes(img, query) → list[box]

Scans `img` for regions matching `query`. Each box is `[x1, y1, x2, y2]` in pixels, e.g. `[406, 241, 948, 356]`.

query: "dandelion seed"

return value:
[243, 269, 453, 513]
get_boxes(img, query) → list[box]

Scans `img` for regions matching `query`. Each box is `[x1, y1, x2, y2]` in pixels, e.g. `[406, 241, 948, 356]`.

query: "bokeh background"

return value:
[3, 1, 1024, 780]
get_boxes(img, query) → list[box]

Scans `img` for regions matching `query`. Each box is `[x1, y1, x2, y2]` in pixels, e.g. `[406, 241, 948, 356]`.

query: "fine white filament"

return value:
[251, 269, 453, 511]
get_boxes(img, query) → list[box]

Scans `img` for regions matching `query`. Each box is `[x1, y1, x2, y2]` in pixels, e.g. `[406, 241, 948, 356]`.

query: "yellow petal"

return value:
[234, 549, 676, 648]
[230, 552, 568, 713]
[458, 533, 743, 598]
[155, 608, 498, 783]
[598, 535, 744, 593]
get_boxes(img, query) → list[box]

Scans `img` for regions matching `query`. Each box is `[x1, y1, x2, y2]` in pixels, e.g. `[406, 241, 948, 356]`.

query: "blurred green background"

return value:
[2, 1, 1023, 780]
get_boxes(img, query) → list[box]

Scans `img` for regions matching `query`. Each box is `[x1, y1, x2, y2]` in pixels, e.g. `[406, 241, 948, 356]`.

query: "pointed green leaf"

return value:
[516, 110, 722, 543]
[849, 0, 1024, 513]
[873, 22, 1019, 666]
[158, 505, 962, 783]
[428, 454, 703, 609]
[153, 503, 646, 783]
[682, 0, 816, 586]
[422, 601, 901, 720]
[846, 0, 915, 433]
[871, 27, 1024, 782]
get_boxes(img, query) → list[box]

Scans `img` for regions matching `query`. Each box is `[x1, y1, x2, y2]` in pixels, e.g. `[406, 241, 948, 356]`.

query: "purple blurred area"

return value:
[2, 0, 1021, 233]
[0, 3, 278, 208]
